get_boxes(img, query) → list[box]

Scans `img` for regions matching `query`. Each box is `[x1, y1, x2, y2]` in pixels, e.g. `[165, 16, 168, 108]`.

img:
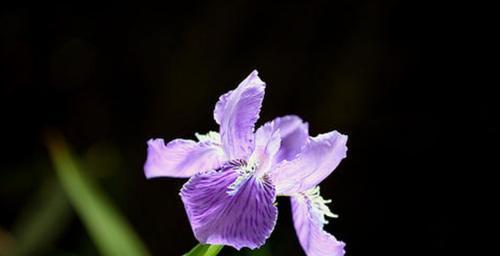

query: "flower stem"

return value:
[183, 243, 223, 256]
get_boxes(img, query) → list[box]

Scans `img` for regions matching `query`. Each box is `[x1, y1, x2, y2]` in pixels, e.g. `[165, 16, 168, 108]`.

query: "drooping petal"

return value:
[144, 134, 226, 178]
[256, 115, 309, 164]
[291, 187, 345, 256]
[270, 131, 348, 195]
[213, 70, 266, 160]
[180, 166, 277, 250]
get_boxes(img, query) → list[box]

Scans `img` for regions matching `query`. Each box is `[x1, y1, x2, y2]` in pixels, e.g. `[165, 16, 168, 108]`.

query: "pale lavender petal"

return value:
[180, 166, 277, 250]
[213, 89, 233, 124]
[291, 190, 345, 256]
[213, 70, 266, 160]
[270, 131, 348, 195]
[256, 115, 309, 164]
[250, 121, 281, 177]
[254, 120, 282, 158]
[144, 137, 226, 179]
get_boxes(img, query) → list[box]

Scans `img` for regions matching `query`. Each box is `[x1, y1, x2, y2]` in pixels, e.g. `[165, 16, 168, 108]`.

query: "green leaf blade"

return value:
[46, 134, 150, 256]
[184, 243, 223, 256]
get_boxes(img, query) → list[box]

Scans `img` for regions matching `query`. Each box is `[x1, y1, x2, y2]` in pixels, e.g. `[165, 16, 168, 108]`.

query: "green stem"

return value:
[184, 243, 223, 256]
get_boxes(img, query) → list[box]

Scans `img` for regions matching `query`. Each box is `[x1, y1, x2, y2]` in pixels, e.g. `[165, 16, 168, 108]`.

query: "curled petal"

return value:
[180, 167, 277, 250]
[144, 136, 226, 179]
[257, 115, 309, 164]
[270, 131, 348, 195]
[291, 188, 345, 256]
[213, 70, 266, 160]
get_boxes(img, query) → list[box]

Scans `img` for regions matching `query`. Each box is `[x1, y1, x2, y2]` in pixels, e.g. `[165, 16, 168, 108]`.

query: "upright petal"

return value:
[270, 131, 348, 195]
[180, 166, 277, 250]
[291, 187, 345, 256]
[256, 115, 309, 164]
[144, 134, 226, 178]
[213, 90, 232, 124]
[250, 121, 281, 177]
[213, 70, 266, 160]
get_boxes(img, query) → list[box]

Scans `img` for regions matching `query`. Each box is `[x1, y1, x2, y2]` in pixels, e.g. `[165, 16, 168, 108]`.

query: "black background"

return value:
[0, 1, 489, 256]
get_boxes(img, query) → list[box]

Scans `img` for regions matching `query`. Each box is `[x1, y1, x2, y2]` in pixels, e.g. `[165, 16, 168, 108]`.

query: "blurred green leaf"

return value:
[46, 133, 150, 256]
[12, 177, 72, 256]
[184, 243, 223, 256]
[0, 226, 15, 256]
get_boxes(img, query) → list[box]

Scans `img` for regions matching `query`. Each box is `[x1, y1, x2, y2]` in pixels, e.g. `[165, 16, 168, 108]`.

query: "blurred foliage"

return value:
[0, 227, 14, 256]
[46, 133, 150, 256]
[10, 178, 72, 256]
[0, 1, 464, 255]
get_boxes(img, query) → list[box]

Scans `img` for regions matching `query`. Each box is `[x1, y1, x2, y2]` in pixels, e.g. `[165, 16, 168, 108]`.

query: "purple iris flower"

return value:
[145, 70, 348, 256]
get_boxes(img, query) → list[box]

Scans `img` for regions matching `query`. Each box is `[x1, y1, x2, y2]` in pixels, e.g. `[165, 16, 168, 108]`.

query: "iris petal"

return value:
[213, 70, 266, 160]
[256, 115, 309, 164]
[144, 135, 225, 179]
[180, 166, 277, 250]
[291, 190, 345, 256]
[270, 131, 348, 195]
[250, 121, 281, 177]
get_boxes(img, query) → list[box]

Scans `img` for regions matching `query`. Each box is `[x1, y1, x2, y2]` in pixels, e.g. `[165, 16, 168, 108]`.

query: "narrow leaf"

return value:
[46, 133, 150, 256]
[184, 243, 223, 256]
[12, 177, 72, 256]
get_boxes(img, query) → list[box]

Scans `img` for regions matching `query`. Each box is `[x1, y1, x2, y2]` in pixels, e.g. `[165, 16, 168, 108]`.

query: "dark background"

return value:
[0, 1, 488, 256]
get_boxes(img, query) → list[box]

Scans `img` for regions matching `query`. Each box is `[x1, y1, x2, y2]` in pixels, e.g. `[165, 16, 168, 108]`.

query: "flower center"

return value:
[226, 159, 258, 195]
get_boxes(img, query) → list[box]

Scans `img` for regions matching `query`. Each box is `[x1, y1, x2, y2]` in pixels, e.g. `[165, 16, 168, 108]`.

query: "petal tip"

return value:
[144, 138, 164, 179]
[246, 70, 266, 88]
[146, 137, 163, 145]
[143, 161, 161, 179]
